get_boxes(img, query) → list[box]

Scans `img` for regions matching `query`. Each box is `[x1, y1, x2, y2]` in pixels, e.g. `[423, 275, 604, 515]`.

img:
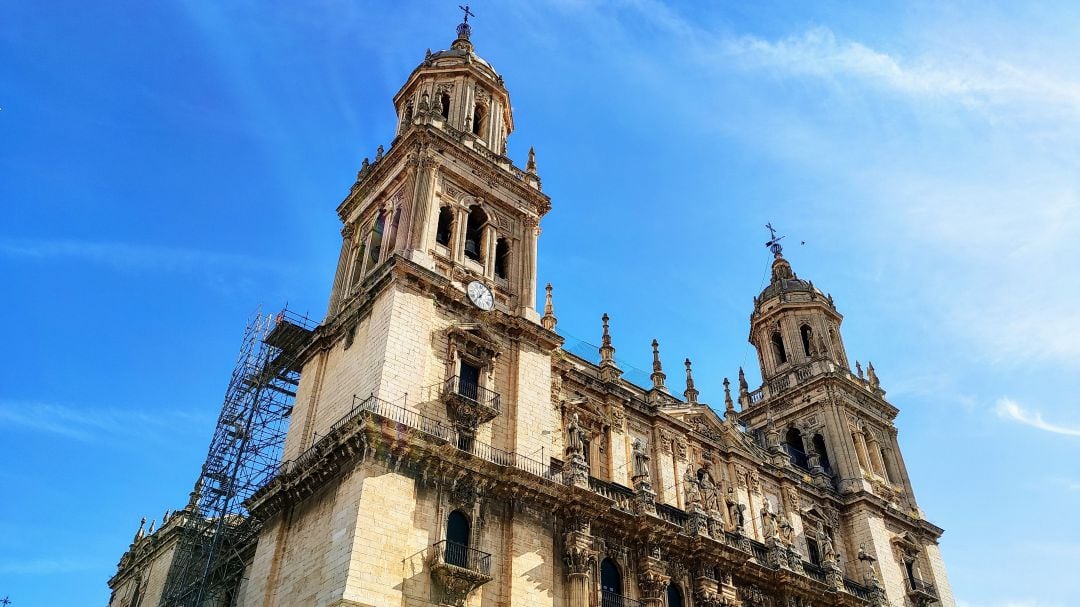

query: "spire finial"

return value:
[527, 147, 538, 175]
[541, 283, 557, 330]
[867, 361, 880, 389]
[650, 339, 667, 390]
[765, 222, 785, 258]
[724, 377, 736, 416]
[186, 476, 204, 513]
[684, 358, 699, 404]
[598, 313, 621, 381]
[134, 517, 146, 542]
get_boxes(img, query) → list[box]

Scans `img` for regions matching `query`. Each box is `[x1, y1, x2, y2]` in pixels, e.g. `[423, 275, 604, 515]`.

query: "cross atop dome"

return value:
[456, 4, 475, 42]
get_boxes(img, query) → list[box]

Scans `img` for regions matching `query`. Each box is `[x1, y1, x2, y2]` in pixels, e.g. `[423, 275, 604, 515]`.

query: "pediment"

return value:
[670, 406, 765, 459]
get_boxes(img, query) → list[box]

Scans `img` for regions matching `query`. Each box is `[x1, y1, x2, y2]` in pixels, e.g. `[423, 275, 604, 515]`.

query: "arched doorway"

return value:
[445, 510, 470, 568]
[600, 558, 622, 605]
[666, 583, 684, 607]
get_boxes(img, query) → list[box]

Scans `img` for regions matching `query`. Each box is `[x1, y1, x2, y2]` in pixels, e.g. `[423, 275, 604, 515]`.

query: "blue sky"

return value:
[3, 2, 1079, 606]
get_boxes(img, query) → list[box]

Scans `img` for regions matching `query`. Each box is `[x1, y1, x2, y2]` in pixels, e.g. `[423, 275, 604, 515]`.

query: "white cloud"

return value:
[723, 26, 1080, 124]
[995, 398, 1080, 437]
[0, 400, 210, 443]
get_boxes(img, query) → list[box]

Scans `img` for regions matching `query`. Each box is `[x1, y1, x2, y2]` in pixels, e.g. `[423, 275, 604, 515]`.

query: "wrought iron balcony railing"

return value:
[444, 375, 501, 414]
[908, 577, 939, 598]
[601, 590, 645, 607]
[432, 540, 492, 576]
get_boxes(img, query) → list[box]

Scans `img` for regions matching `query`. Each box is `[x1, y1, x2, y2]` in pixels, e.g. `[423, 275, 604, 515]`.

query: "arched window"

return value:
[600, 558, 622, 599]
[385, 207, 403, 254]
[436, 206, 454, 246]
[813, 434, 832, 475]
[464, 205, 487, 262]
[472, 103, 487, 137]
[349, 243, 366, 289]
[494, 237, 510, 279]
[440, 92, 451, 120]
[666, 583, 684, 607]
[785, 427, 808, 469]
[445, 510, 470, 568]
[801, 324, 813, 357]
[368, 210, 386, 267]
[880, 448, 894, 483]
[772, 331, 788, 364]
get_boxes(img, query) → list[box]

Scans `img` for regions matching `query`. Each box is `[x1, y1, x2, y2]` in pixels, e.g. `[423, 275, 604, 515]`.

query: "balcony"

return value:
[601, 590, 644, 607]
[907, 578, 939, 605]
[430, 540, 493, 606]
[442, 375, 501, 432]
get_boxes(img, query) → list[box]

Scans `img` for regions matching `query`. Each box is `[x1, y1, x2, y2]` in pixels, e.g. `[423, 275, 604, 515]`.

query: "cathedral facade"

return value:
[108, 18, 954, 607]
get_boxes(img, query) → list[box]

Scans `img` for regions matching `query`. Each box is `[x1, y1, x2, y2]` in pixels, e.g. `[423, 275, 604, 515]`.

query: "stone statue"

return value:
[567, 413, 583, 455]
[779, 518, 794, 544]
[698, 461, 720, 511]
[858, 544, 879, 584]
[726, 487, 745, 531]
[761, 503, 777, 540]
[683, 468, 701, 509]
[632, 439, 650, 481]
[820, 522, 837, 564]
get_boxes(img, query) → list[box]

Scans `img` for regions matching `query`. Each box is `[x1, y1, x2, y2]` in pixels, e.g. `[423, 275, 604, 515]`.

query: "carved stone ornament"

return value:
[674, 438, 688, 461]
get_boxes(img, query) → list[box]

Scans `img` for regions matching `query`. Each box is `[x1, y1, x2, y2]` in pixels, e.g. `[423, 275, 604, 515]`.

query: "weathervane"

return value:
[765, 222, 785, 257]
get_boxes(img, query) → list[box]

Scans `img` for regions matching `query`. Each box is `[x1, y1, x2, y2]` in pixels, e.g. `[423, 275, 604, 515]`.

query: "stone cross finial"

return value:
[541, 283, 557, 330]
[684, 358, 699, 404]
[650, 339, 667, 390]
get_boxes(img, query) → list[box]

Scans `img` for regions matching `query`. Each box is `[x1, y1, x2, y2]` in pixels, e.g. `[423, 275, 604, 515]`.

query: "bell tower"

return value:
[737, 227, 953, 607]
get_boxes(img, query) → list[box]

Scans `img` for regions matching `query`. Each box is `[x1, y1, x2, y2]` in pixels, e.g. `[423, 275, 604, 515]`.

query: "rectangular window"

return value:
[807, 539, 821, 565]
[459, 361, 481, 401]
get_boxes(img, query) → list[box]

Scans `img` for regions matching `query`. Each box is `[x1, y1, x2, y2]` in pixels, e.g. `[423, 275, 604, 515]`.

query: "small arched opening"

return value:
[772, 331, 788, 364]
[666, 583, 684, 607]
[472, 103, 487, 137]
[785, 427, 808, 469]
[436, 206, 454, 246]
[368, 210, 386, 267]
[402, 102, 414, 126]
[494, 237, 510, 279]
[464, 205, 487, 262]
[445, 510, 471, 568]
[440, 92, 451, 120]
[813, 433, 832, 475]
[800, 324, 813, 357]
[600, 558, 622, 599]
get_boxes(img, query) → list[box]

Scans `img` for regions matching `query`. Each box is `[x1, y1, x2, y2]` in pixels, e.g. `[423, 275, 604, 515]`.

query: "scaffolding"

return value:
[160, 308, 315, 607]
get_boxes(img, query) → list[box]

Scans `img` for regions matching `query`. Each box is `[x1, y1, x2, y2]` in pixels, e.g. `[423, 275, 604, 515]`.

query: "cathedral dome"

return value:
[756, 254, 824, 303]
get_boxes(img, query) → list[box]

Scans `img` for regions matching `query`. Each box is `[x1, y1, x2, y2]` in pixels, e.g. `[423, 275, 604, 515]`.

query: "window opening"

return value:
[600, 559, 622, 596]
[807, 539, 821, 565]
[813, 434, 832, 475]
[801, 324, 813, 357]
[458, 360, 481, 401]
[402, 102, 413, 125]
[494, 238, 510, 279]
[666, 584, 684, 607]
[436, 206, 454, 246]
[440, 92, 451, 119]
[464, 205, 487, 262]
[368, 211, 386, 267]
[785, 427, 808, 469]
[772, 331, 788, 364]
[445, 510, 470, 568]
[472, 103, 487, 137]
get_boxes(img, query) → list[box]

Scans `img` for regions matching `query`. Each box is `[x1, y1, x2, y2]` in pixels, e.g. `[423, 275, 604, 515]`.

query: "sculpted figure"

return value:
[820, 522, 837, 563]
[698, 461, 719, 511]
[632, 439, 650, 481]
[726, 487, 745, 531]
[761, 503, 777, 540]
[779, 518, 794, 544]
[567, 413, 583, 455]
[683, 468, 701, 508]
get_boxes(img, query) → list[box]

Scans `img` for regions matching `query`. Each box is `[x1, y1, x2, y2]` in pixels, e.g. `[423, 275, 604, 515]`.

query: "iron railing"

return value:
[445, 375, 501, 413]
[432, 540, 491, 576]
[908, 578, 939, 597]
[601, 590, 644, 607]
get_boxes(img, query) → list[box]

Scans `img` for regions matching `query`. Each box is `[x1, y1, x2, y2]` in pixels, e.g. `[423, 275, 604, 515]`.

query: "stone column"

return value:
[636, 554, 670, 607]
[483, 223, 497, 278]
[451, 207, 468, 264]
[405, 158, 437, 254]
[563, 522, 595, 607]
[866, 432, 887, 478]
[520, 218, 539, 313]
[325, 224, 354, 317]
[887, 428, 919, 503]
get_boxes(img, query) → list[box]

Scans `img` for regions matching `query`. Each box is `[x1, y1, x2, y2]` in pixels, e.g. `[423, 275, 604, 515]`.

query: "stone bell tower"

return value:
[736, 228, 955, 607]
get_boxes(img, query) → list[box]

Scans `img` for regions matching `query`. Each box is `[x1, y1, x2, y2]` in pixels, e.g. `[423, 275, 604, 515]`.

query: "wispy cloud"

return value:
[0, 238, 293, 276]
[995, 398, 1080, 437]
[0, 400, 211, 443]
[723, 26, 1080, 124]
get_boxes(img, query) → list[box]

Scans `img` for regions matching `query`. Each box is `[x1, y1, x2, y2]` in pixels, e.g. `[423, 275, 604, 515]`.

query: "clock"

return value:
[466, 281, 495, 311]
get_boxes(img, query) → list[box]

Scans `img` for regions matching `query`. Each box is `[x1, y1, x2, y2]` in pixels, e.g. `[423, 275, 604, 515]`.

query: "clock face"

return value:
[467, 281, 495, 311]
